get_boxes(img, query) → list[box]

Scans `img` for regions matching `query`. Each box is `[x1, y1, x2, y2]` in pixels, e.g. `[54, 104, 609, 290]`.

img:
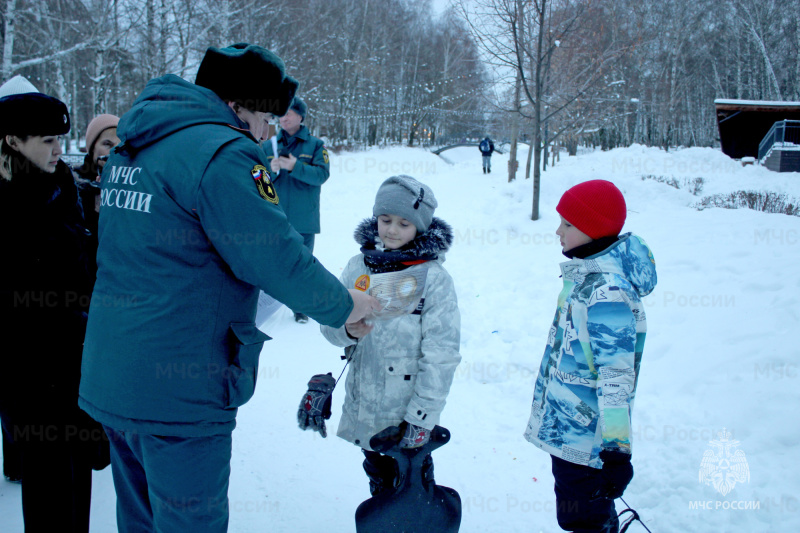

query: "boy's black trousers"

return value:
[551, 455, 620, 533]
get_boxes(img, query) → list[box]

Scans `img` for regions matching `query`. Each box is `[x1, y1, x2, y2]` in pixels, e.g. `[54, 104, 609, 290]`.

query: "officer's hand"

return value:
[273, 154, 297, 172]
[270, 158, 281, 174]
[346, 289, 381, 324]
[297, 373, 336, 438]
[280, 154, 297, 172]
[345, 318, 373, 339]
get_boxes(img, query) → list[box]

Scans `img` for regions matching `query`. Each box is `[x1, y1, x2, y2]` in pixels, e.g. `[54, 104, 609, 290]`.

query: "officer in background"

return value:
[266, 97, 330, 323]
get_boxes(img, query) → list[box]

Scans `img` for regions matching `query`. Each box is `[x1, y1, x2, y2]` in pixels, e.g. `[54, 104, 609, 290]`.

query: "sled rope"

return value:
[335, 345, 356, 386]
[618, 497, 653, 533]
[335, 359, 349, 385]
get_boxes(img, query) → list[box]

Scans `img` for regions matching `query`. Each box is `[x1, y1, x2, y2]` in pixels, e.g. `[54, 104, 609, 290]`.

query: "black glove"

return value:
[297, 373, 335, 438]
[594, 449, 633, 500]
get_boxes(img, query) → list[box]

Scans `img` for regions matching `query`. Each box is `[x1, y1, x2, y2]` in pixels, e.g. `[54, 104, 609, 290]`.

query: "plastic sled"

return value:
[355, 425, 461, 533]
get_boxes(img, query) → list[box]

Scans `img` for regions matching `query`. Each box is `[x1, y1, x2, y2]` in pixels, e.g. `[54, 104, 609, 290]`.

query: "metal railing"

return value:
[62, 153, 85, 167]
[758, 120, 800, 163]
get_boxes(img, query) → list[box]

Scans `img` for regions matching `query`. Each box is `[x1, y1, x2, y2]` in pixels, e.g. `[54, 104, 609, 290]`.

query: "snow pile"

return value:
[2, 144, 799, 532]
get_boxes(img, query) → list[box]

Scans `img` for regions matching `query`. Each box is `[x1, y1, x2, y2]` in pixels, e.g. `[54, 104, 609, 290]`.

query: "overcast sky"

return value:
[432, 0, 451, 15]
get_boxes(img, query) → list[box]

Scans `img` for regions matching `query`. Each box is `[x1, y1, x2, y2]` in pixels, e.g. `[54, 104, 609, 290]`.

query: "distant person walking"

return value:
[479, 136, 494, 174]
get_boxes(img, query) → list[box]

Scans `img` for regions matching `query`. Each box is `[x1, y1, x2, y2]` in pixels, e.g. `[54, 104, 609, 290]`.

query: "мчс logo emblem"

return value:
[699, 428, 750, 496]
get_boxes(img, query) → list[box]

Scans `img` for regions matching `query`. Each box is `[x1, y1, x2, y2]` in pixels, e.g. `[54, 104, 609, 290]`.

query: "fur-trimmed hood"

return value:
[354, 216, 453, 257]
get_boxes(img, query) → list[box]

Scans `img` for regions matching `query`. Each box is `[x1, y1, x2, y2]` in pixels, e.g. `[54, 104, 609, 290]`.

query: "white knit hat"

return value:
[0, 75, 39, 98]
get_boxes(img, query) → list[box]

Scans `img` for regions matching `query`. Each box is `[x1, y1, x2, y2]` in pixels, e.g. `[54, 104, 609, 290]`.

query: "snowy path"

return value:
[2, 144, 799, 532]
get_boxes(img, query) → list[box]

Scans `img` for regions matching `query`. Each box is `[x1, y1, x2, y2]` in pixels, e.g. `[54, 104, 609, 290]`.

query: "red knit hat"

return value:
[556, 180, 627, 239]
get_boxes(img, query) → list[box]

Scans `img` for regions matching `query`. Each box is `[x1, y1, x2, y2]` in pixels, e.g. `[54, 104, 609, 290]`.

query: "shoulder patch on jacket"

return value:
[251, 165, 278, 204]
[322, 148, 329, 164]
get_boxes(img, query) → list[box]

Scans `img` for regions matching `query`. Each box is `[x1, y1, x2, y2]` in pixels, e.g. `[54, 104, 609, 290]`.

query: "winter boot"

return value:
[482, 166, 486, 174]
[362, 451, 401, 496]
[294, 312, 309, 324]
[356, 426, 460, 533]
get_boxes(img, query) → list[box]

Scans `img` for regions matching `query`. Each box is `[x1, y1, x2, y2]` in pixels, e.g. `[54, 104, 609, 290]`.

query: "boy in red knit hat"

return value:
[524, 180, 657, 532]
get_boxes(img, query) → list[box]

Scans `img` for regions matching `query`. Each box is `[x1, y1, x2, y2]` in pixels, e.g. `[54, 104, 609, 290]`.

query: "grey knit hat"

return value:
[372, 175, 437, 232]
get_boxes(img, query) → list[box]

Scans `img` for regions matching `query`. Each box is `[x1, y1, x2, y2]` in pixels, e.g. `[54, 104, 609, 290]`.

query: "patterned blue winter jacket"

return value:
[524, 233, 656, 468]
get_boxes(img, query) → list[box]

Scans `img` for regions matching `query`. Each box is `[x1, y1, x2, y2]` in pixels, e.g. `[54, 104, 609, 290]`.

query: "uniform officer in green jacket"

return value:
[79, 44, 378, 533]
[266, 97, 330, 323]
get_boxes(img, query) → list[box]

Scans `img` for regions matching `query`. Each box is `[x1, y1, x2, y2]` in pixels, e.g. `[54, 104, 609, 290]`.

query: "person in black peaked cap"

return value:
[0, 74, 108, 533]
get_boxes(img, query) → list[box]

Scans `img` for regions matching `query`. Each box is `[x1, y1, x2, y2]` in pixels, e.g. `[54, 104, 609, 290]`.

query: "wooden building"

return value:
[714, 99, 800, 172]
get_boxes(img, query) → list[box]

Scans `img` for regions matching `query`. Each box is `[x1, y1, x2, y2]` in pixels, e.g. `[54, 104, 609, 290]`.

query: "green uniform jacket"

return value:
[265, 125, 329, 234]
[78, 75, 352, 438]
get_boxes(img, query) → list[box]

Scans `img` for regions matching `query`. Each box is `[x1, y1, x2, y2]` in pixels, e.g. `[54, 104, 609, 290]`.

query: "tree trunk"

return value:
[158, 0, 168, 75]
[508, 69, 521, 182]
[737, 1, 782, 100]
[735, 31, 743, 99]
[94, 49, 105, 115]
[530, 0, 547, 221]
[566, 135, 578, 156]
[220, 0, 232, 45]
[525, 129, 534, 179]
[2, 0, 17, 81]
[796, 9, 800, 100]
[532, 125, 541, 220]
[747, 24, 782, 100]
[368, 122, 377, 146]
[541, 121, 548, 171]
[145, 0, 155, 79]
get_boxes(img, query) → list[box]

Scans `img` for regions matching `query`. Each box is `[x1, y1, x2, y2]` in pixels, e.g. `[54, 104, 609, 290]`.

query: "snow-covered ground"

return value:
[2, 144, 799, 532]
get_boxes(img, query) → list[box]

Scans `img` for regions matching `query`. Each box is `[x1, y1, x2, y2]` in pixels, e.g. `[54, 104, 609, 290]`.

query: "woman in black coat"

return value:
[0, 77, 106, 532]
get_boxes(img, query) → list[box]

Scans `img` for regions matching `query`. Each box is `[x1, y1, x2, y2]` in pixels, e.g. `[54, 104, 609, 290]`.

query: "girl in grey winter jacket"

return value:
[321, 175, 461, 493]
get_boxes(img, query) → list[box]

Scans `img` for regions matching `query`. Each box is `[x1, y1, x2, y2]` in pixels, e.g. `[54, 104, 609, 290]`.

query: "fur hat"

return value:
[372, 175, 438, 233]
[556, 180, 627, 239]
[288, 97, 307, 120]
[195, 43, 299, 116]
[84, 114, 119, 154]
